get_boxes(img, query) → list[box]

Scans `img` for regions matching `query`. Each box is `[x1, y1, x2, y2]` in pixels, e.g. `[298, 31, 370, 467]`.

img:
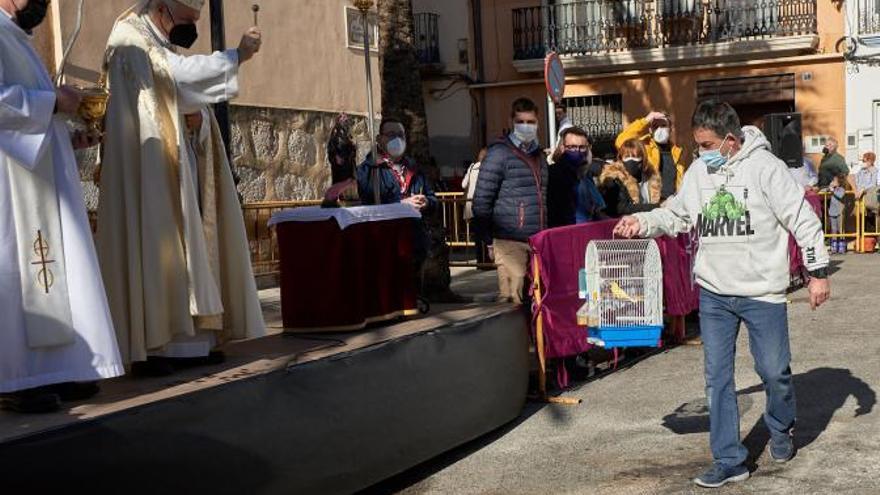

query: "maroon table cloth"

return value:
[275, 218, 418, 331]
[529, 219, 699, 362]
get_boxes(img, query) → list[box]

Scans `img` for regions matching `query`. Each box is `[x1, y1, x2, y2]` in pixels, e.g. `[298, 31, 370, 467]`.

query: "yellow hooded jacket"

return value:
[615, 117, 687, 191]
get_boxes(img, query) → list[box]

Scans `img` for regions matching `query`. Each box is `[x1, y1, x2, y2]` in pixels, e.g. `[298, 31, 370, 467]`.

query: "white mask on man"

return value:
[513, 123, 538, 144]
[385, 137, 407, 159]
[653, 127, 670, 144]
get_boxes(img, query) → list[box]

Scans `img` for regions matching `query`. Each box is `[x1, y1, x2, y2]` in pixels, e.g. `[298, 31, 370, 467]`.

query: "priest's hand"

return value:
[71, 129, 101, 150]
[238, 27, 262, 63]
[55, 85, 83, 115]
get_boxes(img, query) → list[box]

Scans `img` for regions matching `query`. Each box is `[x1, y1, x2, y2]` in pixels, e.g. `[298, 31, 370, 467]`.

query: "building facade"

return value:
[413, 0, 478, 183]
[844, 0, 880, 166]
[471, 0, 846, 166]
[39, 0, 383, 205]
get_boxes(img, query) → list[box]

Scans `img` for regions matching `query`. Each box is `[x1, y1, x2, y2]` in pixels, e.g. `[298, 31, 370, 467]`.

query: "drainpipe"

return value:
[542, 0, 557, 149]
[471, 0, 487, 148]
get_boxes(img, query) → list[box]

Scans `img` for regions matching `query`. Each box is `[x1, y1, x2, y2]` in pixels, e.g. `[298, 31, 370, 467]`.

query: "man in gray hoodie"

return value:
[615, 100, 831, 488]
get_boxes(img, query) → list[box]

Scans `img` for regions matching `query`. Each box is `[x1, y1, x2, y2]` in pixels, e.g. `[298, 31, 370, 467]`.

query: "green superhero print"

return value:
[702, 185, 747, 221]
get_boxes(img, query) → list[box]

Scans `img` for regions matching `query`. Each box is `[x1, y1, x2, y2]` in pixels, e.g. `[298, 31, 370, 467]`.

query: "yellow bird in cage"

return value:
[609, 281, 639, 303]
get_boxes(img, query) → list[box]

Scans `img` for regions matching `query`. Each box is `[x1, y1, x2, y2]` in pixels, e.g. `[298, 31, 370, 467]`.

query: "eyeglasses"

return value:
[563, 145, 590, 152]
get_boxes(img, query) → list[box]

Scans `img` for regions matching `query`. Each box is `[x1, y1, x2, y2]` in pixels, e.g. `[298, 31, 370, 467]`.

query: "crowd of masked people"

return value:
[353, 96, 853, 306]
[460, 98, 683, 304]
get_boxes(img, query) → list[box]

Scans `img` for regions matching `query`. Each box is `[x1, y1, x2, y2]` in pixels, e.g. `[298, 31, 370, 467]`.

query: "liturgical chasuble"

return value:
[97, 3, 265, 364]
[0, 12, 123, 392]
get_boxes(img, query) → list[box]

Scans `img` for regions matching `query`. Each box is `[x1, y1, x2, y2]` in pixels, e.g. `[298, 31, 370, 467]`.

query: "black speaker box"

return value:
[764, 113, 803, 167]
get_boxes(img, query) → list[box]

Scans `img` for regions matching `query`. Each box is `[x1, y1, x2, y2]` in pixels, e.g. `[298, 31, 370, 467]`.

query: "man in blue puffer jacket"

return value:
[472, 97, 548, 304]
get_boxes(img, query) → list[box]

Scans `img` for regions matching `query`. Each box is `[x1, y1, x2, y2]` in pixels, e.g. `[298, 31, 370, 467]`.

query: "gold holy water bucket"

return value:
[77, 85, 109, 134]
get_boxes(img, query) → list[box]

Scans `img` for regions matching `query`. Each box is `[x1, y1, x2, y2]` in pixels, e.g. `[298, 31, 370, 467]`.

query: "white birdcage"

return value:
[577, 239, 663, 348]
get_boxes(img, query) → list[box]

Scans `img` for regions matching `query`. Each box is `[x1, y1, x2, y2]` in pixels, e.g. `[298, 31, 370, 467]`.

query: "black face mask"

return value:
[14, 0, 49, 33]
[165, 7, 198, 48]
[624, 159, 643, 180]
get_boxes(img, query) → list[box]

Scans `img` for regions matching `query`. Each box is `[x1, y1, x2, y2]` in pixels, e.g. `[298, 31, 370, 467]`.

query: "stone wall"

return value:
[230, 106, 374, 202]
[75, 105, 375, 210]
[74, 125, 100, 212]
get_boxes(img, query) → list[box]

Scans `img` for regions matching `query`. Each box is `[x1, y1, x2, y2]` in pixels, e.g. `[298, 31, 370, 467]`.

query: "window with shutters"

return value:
[563, 94, 623, 160]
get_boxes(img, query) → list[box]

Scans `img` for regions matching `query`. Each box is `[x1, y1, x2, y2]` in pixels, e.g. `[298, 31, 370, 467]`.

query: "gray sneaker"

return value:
[693, 463, 750, 488]
[770, 433, 795, 463]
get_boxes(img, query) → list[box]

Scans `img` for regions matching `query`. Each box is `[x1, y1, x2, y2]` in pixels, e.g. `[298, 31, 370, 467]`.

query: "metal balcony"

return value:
[512, 0, 818, 61]
[414, 12, 441, 65]
[856, 0, 880, 35]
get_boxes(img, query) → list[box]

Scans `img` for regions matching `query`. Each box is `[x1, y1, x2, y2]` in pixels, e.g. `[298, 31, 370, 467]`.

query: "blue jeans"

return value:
[699, 289, 796, 468]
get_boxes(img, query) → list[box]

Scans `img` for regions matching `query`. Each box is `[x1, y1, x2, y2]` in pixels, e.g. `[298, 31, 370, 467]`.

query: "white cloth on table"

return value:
[269, 203, 422, 230]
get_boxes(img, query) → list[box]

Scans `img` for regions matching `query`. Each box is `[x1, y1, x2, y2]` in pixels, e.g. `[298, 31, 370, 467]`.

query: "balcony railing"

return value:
[513, 0, 817, 60]
[856, 0, 880, 35]
[414, 12, 441, 64]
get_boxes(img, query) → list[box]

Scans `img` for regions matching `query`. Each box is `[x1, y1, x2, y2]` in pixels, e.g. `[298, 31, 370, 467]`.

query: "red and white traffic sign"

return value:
[544, 52, 565, 105]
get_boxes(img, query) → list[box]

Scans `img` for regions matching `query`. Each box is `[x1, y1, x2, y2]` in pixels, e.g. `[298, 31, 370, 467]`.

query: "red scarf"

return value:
[380, 154, 416, 196]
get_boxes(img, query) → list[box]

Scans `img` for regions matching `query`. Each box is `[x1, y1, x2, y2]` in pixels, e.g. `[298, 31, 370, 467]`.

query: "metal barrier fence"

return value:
[437, 192, 473, 248]
[87, 189, 874, 282]
[817, 190, 880, 253]
[240, 200, 323, 276]
[818, 190, 860, 243]
[436, 192, 495, 268]
[87, 196, 492, 275]
[857, 194, 880, 252]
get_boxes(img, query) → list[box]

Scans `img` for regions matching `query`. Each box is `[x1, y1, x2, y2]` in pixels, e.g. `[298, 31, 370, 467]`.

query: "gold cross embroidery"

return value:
[31, 230, 55, 294]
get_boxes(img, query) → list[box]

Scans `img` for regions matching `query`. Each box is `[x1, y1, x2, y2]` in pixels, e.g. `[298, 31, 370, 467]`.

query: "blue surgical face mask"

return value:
[699, 135, 733, 171]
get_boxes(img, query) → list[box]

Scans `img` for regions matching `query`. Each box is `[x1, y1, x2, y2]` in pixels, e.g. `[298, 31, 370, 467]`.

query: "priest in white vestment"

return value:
[0, 0, 124, 413]
[97, 0, 265, 374]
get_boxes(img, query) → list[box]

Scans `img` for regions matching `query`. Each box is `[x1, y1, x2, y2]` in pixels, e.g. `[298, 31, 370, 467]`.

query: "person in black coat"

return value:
[472, 98, 547, 304]
[547, 126, 607, 227]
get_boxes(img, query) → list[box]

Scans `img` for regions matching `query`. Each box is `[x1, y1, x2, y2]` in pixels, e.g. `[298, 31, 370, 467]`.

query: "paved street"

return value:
[371, 255, 879, 494]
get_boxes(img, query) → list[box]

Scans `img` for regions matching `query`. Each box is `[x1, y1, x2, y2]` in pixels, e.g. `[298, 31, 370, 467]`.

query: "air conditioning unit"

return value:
[862, 34, 880, 48]
[804, 135, 829, 154]
[852, 34, 880, 58]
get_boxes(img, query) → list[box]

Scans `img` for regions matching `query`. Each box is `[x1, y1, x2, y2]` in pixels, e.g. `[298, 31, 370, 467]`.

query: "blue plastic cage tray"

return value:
[587, 325, 663, 349]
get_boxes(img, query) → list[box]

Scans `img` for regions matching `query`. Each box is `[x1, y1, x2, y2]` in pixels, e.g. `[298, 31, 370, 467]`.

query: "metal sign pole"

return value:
[356, 0, 381, 205]
[547, 94, 557, 151]
[544, 51, 565, 154]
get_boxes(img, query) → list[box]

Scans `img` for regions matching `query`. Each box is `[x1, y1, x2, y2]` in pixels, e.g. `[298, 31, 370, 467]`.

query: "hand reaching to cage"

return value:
[613, 216, 641, 239]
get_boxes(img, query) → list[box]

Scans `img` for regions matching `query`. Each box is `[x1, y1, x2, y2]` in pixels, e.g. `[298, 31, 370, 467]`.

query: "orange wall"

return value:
[477, 0, 846, 158]
[480, 0, 539, 84]
[479, 0, 847, 84]
[482, 59, 845, 160]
